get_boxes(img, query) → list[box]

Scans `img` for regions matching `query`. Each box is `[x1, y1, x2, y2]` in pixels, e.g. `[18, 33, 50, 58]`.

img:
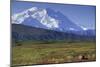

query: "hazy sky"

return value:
[11, 1, 96, 29]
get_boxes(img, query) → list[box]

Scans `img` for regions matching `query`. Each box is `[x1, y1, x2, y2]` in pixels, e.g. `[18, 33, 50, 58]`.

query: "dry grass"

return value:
[12, 41, 96, 66]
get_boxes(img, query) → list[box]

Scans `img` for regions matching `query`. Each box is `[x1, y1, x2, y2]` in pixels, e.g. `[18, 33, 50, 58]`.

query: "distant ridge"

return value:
[12, 24, 95, 41]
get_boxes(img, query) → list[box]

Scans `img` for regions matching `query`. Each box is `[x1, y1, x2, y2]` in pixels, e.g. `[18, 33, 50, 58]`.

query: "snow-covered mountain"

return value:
[12, 7, 59, 29]
[11, 7, 94, 33]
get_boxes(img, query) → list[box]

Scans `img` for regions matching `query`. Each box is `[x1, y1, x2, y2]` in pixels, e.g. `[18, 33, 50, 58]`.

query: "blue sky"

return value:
[11, 1, 96, 29]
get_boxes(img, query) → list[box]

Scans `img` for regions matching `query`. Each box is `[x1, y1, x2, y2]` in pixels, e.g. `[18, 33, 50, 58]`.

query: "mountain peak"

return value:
[12, 7, 59, 29]
[12, 7, 85, 32]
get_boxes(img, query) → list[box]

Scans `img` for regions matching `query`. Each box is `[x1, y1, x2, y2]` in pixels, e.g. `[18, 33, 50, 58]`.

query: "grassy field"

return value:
[12, 40, 96, 66]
